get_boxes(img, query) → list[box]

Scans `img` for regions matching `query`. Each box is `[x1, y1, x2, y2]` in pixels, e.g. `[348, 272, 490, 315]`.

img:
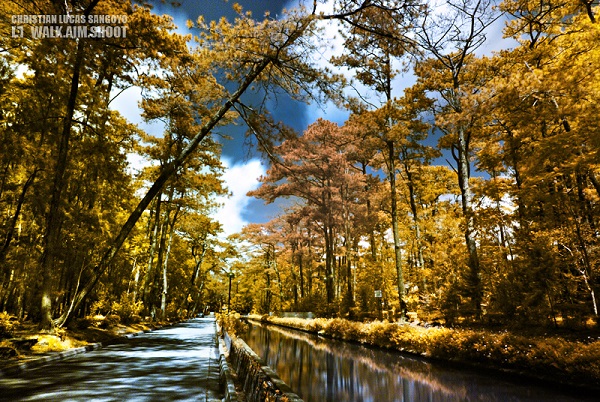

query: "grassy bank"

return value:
[246, 314, 600, 389]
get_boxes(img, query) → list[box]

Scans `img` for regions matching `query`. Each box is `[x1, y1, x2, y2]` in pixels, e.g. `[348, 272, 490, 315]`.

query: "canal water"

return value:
[240, 321, 596, 402]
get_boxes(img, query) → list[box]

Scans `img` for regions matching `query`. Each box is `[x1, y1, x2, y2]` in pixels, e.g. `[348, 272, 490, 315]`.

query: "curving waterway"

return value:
[240, 321, 596, 402]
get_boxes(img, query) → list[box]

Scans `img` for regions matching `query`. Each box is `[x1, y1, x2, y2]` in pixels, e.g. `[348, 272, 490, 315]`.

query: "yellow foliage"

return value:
[30, 335, 75, 353]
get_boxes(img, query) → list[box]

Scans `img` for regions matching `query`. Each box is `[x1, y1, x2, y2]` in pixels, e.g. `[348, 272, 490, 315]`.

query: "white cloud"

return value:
[109, 85, 163, 178]
[110, 85, 164, 136]
[212, 158, 266, 236]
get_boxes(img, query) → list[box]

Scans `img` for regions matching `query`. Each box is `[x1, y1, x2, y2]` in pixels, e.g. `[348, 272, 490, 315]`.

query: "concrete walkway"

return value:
[0, 317, 224, 401]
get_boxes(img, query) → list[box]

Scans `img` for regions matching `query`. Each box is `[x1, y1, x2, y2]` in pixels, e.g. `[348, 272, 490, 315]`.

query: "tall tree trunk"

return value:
[298, 251, 304, 299]
[130, 257, 139, 299]
[0, 268, 15, 311]
[0, 169, 37, 266]
[362, 163, 377, 261]
[456, 127, 482, 317]
[272, 249, 284, 312]
[38, 0, 102, 332]
[151, 196, 171, 313]
[580, 0, 596, 23]
[588, 170, 600, 200]
[502, 122, 527, 226]
[346, 254, 353, 305]
[324, 224, 335, 304]
[573, 215, 598, 316]
[160, 223, 174, 320]
[404, 162, 426, 292]
[39, 37, 87, 331]
[387, 140, 405, 312]
[142, 196, 162, 304]
[323, 178, 336, 305]
[291, 243, 299, 307]
[381, 52, 405, 316]
[188, 239, 207, 314]
[307, 230, 314, 296]
[160, 203, 179, 319]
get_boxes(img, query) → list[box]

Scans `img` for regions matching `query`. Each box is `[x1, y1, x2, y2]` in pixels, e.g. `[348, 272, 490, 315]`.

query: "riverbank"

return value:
[246, 314, 600, 390]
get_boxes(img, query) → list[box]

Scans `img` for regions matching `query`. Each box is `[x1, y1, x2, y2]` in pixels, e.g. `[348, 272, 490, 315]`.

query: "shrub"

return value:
[218, 312, 248, 337]
[111, 294, 143, 324]
[323, 318, 361, 341]
[306, 317, 328, 332]
[90, 314, 105, 327]
[90, 288, 112, 316]
[364, 320, 398, 348]
[0, 341, 17, 358]
[0, 312, 16, 339]
[31, 335, 71, 353]
[340, 320, 364, 342]
[68, 317, 93, 330]
[100, 314, 121, 329]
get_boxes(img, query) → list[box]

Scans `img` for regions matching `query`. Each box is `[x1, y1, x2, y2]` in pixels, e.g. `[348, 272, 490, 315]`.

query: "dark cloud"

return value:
[148, 0, 309, 161]
[145, 0, 308, 230]
[151, 0, 290, 23]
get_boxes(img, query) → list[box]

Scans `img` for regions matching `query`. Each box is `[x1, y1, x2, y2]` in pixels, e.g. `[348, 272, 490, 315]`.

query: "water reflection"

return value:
[241, 322, 595, 402]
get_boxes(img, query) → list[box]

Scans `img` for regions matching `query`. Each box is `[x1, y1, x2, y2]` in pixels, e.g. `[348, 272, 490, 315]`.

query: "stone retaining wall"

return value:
[221, 331, 303, 402]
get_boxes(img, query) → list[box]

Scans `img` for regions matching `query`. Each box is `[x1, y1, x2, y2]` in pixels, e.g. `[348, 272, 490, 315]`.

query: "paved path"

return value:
[0, 317, 223, 401]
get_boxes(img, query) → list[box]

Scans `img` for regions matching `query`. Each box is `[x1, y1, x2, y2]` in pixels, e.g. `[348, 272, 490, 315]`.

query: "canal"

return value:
[240, 321, 595, 401]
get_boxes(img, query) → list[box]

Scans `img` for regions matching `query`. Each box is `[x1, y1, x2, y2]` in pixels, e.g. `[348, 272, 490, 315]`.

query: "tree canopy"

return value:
[1, 0, 599, 332]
